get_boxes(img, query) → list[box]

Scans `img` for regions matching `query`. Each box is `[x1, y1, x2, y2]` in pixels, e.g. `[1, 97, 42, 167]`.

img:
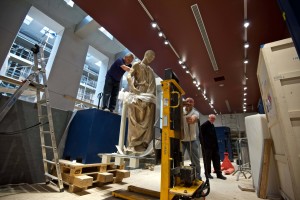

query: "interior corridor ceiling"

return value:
[73, 0, 289, 115]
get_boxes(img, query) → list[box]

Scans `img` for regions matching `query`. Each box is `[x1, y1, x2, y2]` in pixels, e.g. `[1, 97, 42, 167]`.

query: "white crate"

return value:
[257, 38, 300, 200]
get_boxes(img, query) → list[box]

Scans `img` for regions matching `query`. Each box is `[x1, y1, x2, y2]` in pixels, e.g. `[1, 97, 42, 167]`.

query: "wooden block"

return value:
[70, 168, 82, 176]
[61, 173, 75, 184]
[129, 158, 139, 168]
[116, 170, 130, 179]
[102, 155, 111, 163]
[97, 172, 114, 183]
[118, 164, 125, 170]
[100, 165, 107, 172]
[73, 175, 93, 188]
[115, 157, 125, 166]
[68, 185, 87, 193]
[114, 177, 123, 183]
[107, 169, 117, 176]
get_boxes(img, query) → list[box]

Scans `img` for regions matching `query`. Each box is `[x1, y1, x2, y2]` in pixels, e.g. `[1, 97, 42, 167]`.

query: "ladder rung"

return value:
[30, 82, 44, 89]
[45, 172, 58, 180]
[43, 159, 56, 165]
[37, 99, 48, 104]
[42, 145, 54, 149]
[41, 131, 51, 134]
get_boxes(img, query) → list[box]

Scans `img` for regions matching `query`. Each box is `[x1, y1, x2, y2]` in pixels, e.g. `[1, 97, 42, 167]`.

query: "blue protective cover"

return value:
[63, 109, 127, 163]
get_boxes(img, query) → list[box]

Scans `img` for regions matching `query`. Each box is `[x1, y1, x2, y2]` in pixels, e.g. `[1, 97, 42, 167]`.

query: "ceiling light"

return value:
[244, 93, 247, 96]
[244, 98, 246, 101]
[193, 80, 197, 84]
[182, 65, 186, 69]
[244, 42, 249, 48]
[219, 83, 224, 87]
[243, 109, 247, 112]
[164, 40, 169, 45]
[186, 70, 189, 74]
[151, 21, 157, 28]
[197, 87, 200, 90]
[244, 20, 250, 28]
[178, 60, 183, 64]
[244, 59, 249, 64]
[244, 87, 247, 90]
[158, 31, 163, 37]
[243, 102, 246, 105]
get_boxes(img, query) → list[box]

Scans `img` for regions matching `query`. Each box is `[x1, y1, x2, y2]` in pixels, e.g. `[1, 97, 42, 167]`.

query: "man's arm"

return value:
[120, 64, 131, 72]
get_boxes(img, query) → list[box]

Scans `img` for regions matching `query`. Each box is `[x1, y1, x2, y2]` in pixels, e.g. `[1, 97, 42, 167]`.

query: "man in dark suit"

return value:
[201, 114, 226, 180]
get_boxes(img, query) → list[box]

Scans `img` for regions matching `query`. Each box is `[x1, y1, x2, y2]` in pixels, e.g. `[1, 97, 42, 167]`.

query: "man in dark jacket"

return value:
[200, 114, 226, 180]
[102, 53, 134, 112]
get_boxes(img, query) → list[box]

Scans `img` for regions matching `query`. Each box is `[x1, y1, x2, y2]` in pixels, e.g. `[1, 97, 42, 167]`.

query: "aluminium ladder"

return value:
[0, 43, 64, 192]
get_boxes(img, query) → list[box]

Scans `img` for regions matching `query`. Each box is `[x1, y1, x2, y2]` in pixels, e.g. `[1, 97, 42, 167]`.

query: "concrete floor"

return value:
[0, 160, 262, 200]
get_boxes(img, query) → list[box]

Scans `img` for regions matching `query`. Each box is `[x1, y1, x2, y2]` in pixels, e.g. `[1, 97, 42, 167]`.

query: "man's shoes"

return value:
[103, 108, 110, 112]
[207, 174, 214, 179]
[217, 174, 227, 180]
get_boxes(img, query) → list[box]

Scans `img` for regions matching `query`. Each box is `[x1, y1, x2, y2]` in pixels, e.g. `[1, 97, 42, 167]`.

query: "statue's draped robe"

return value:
[127, 62, 156, 151]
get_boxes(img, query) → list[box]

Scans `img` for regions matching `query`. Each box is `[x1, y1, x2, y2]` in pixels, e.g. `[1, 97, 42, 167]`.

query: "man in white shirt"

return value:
[182, 97, 201, 180]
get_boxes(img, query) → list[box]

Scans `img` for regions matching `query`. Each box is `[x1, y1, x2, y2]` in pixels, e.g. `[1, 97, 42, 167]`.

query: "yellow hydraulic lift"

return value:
[112, 70, 209, 199]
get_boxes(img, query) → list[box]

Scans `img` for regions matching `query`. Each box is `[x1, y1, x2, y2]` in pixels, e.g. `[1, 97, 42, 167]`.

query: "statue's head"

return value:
[144, 50, 155, 63]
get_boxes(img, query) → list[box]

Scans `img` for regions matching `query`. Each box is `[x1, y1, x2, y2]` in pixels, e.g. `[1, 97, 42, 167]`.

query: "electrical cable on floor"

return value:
[0, 121, 48, 135]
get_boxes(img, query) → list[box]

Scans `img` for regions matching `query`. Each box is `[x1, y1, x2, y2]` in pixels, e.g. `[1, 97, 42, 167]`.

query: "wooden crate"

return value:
[257, 38, 300, 200]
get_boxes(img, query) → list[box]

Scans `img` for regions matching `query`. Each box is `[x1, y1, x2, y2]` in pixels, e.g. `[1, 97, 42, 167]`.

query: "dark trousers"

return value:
[102, 76, 120, 111]
[204, 147, 222, 175]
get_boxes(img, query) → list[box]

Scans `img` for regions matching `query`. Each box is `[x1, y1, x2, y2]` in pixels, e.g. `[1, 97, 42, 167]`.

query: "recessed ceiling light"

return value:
[182, 65, 186, 69]
[164, 40, 169, 45]
[151, 21, 157, 28]
[244, 98, 246, 101]
[193, 80, 197, 84]
[219, 83, 224, 87]
[244, 59, 249, 64]
[244, 93, 247, 96]
[244, 20, 250, 28]
[178, 60, 183, 64]
[158, 31, 163, 37]
[244, 42, 249, 48]
[244, 87, 247, 90]
[186, 70, 189, 73]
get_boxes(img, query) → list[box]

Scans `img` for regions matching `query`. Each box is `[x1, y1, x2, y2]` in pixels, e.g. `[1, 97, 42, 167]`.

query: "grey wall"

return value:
[0, 95, 72, 185]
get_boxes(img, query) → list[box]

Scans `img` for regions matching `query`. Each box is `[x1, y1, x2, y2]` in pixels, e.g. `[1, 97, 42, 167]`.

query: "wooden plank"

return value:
[259, 139, 272, 199]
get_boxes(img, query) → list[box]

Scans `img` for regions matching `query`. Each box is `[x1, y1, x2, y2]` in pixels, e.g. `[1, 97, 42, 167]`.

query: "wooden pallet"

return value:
[58, 159, 130, 193]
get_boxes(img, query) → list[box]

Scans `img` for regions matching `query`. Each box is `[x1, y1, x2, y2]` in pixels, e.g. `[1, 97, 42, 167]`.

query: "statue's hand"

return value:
[131, 86, 140, 95]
